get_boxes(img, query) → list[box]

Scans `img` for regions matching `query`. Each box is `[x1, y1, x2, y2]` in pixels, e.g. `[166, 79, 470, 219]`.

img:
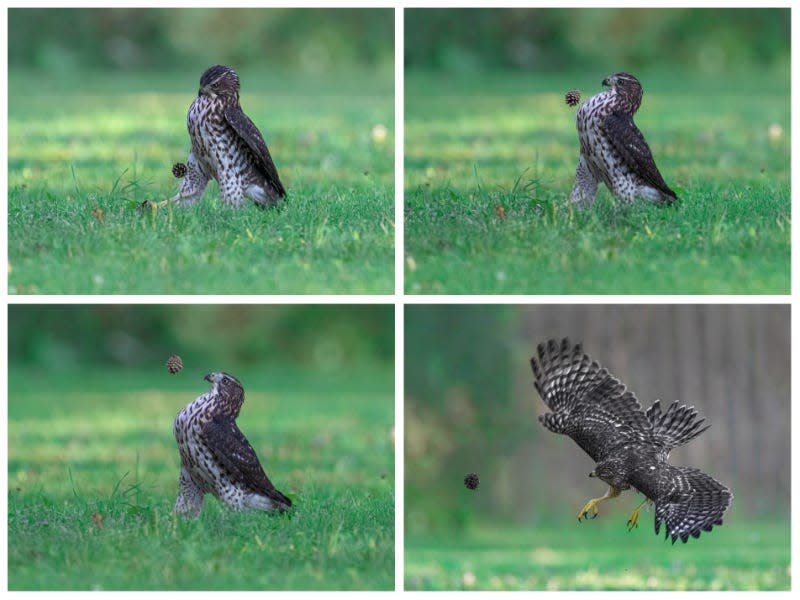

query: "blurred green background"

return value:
[10, 8, 393, 73]
[9, 304, 393, 373]
[405, 305, 789, 589]
[405, 8, 788, 74]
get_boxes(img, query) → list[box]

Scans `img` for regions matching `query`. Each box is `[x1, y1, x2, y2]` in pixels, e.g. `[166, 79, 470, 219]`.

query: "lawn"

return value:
[7, 365, 395, 590]
[8, 68, 394, 294]
[405, 518, 790, 590]
[404, 69, 790, 294]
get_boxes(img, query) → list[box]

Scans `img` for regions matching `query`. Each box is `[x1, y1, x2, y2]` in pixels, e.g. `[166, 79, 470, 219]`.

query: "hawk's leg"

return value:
[166, 153, 210, 208]
[578, 485, 621, 522]
[569, 154, 599, 208]
[175, 466, 205, 518]
[626, 497, 651, 530]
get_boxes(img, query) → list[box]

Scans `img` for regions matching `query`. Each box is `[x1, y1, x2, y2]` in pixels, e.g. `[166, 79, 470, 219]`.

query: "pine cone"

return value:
[565, 89, 581, 107]
[172, 162, 188, 178]
[166, 354, 183, 374]
[464, 472, 480, 490]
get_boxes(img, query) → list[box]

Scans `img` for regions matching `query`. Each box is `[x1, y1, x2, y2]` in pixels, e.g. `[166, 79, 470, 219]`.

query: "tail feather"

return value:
[273, 489, 293, 511]
[653, 466, 732, 544]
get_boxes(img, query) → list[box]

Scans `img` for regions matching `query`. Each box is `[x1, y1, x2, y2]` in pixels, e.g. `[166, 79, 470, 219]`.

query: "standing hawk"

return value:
[569, 72, 678, 208]
[174, 372, 292, 517]
[531, 338, 732, 544]
[170, 65, 286, 209]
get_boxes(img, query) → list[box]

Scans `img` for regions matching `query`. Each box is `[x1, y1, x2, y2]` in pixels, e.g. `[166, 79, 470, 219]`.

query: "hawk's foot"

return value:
[577, 485, 621, 523]
[137, 199, 171, 215]
[627, 498, 650, 531]
[578, 498, 601, 522]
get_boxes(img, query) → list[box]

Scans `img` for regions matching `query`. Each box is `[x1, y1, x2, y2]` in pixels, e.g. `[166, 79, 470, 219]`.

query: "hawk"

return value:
[170, 65, 285, 209]
[569, 72, 678, 208]
[531, 338, 732, 544]
[173, 372, 292, 517]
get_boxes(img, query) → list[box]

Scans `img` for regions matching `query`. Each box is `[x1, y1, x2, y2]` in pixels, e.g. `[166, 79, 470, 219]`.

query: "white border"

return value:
[3, 1, 796, 596]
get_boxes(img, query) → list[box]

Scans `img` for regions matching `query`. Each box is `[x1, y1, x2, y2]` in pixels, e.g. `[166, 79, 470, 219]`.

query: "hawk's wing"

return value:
[531, 338, 652, 463]
[200, 415, 292, 508]
[630, 463, 732, 544]
[604, 111, 677, 200]
[646, 399, 710, 451]
[224, 105, 286, 197]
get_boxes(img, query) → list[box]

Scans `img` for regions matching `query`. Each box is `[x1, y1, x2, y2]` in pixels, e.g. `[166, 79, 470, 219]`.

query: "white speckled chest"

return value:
[187, 96, 252, 206]
[576, 91, 636, 199]
[173, 393, 249, 507]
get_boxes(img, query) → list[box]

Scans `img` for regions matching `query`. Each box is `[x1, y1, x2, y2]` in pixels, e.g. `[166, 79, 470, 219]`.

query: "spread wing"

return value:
[224, 105, 286, 197]
[604, 111, 677, 200]
[201, 415, 292, 508]
[531, 338, 652, 463]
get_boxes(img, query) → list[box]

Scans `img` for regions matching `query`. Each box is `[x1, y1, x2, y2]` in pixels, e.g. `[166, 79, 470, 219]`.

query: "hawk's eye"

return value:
[222, 376, 229, 385]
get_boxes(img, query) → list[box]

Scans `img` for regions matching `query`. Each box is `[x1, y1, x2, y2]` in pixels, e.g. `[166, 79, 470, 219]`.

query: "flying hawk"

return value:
[170, 65, 285, 208]
[569, 72, 678, 208]
[531, 338, 732, 544]
[173, 372, 292, 517]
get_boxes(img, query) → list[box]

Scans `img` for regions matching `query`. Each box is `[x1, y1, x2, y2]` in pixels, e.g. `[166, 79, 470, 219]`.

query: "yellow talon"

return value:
[150, 199, 171, 211]
[627, 498, 650, 531]
[577, 485, 621, 522]
[578, 498, 600, 521]
[138, 199, 174, 219]
[627, 509, 640, 529]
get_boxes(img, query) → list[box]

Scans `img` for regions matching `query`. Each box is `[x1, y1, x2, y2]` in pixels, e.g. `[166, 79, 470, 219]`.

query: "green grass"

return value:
[8, 365, 394, 590]
[405, 69, 790, 294]
[8, 68, 394, 294]
[405, 518, 789, 590]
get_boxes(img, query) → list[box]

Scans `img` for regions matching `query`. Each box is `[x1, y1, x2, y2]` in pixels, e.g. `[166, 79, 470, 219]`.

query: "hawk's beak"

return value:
[204, 373, 213, 383]
[589, 471, 596, 478]
[602, 77, 612, 87]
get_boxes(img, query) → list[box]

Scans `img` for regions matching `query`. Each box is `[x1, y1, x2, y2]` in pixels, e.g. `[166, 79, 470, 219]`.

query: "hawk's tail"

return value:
[654, 466, 732, 544]
[646, 399, 710, 450]
[270, 487, 293, 511]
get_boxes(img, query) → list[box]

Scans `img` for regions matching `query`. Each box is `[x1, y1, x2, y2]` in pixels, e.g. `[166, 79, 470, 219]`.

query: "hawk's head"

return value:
[602, 72, 643, 113]
[204, 371, 245, 416]
[198, 65, 240, 100]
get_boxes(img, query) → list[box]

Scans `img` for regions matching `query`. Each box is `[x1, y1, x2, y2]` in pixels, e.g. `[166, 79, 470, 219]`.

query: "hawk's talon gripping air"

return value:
[569, 73, 678, 208]
[577, 485, 619, 522]
[626, 498, 650, 530]
[577, 501, 597, 522]
[532, 338, 732, 544]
